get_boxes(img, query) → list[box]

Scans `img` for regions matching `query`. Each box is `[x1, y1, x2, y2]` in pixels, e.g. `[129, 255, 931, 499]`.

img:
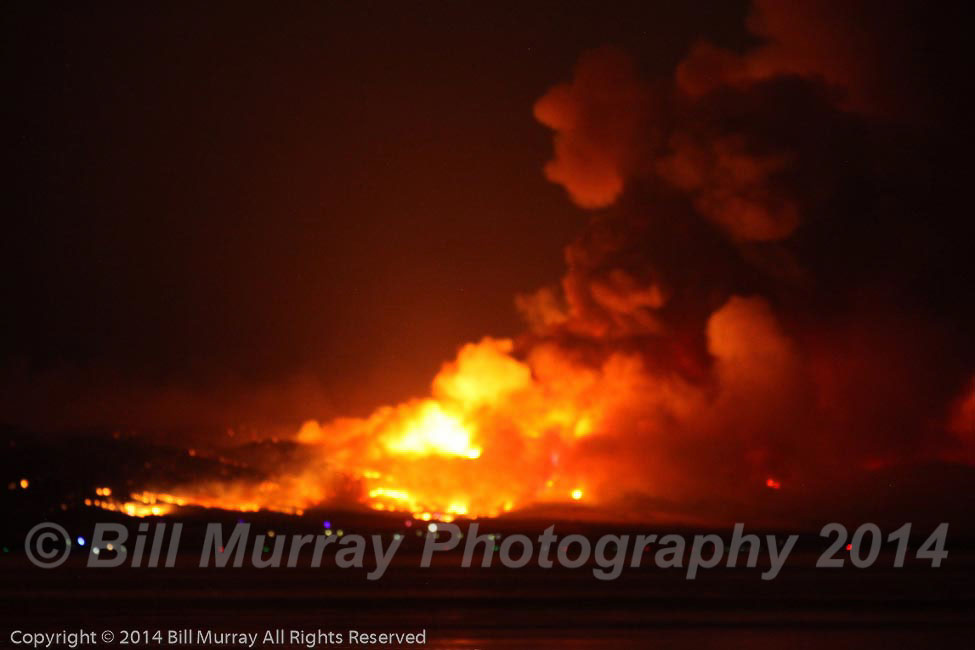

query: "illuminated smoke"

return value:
[655, 134, 799, 242]
[533, 46, 654, 209]
[675, 0, 926, 116]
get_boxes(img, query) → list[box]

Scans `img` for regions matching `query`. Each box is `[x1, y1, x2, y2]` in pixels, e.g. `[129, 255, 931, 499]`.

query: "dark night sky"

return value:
[3, 2, 752, 430]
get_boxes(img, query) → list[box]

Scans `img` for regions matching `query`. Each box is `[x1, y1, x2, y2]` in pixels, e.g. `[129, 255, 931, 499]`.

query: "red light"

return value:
[765, 478, 781, 490]
[845, 543, 852, 551]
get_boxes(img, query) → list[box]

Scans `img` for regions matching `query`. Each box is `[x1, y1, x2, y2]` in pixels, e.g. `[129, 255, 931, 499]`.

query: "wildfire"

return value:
[84, 488, 175, 518]
[113, 337, 633, 521]
[382, 401, 481, 460]
[90, 38, 974, 528]
[102, 303, 975, 525]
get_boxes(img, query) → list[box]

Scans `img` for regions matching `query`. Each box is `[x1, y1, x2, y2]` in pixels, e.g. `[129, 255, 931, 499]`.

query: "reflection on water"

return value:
[1, 553, 972, 649]
[435, 629, 974, 650]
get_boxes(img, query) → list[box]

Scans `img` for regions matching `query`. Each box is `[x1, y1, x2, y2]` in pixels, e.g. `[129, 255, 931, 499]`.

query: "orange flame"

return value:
[85, 488, 175, 518]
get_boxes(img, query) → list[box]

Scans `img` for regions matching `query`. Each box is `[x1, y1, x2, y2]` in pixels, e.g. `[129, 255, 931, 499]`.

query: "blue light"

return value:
[76, 536, 86, 546]
[323, 520, 331, 529]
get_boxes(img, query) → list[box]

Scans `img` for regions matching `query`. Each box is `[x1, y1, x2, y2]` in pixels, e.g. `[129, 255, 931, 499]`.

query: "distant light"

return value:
[19, 479, 28, 489]
[846, 543, 853, 551]
[404, 520, 413, 528]
[336, 529, 344, 537]
[765, 478, 782, 490]
[92, 547, 100, 555]
[76, 536, 86, 547]
[2, 547, 8, 554]
[393, 533, 402, 540]
[267, 530, 276, 538]
[427, 523, 438, 533]
[106, 543, 114, 552]
[570, 489, 583, 500]
[324, 530, 333, 537]
[323, 520, 331, 529]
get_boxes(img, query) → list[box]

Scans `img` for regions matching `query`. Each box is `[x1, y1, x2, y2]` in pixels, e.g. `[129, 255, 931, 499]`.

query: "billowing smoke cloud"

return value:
[532, 47, 655, 209]
[535, 47, 805, 242]
[130, 0, 973, 526]
[517, 0, 974, 521]
[655, 134, 799, 241]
